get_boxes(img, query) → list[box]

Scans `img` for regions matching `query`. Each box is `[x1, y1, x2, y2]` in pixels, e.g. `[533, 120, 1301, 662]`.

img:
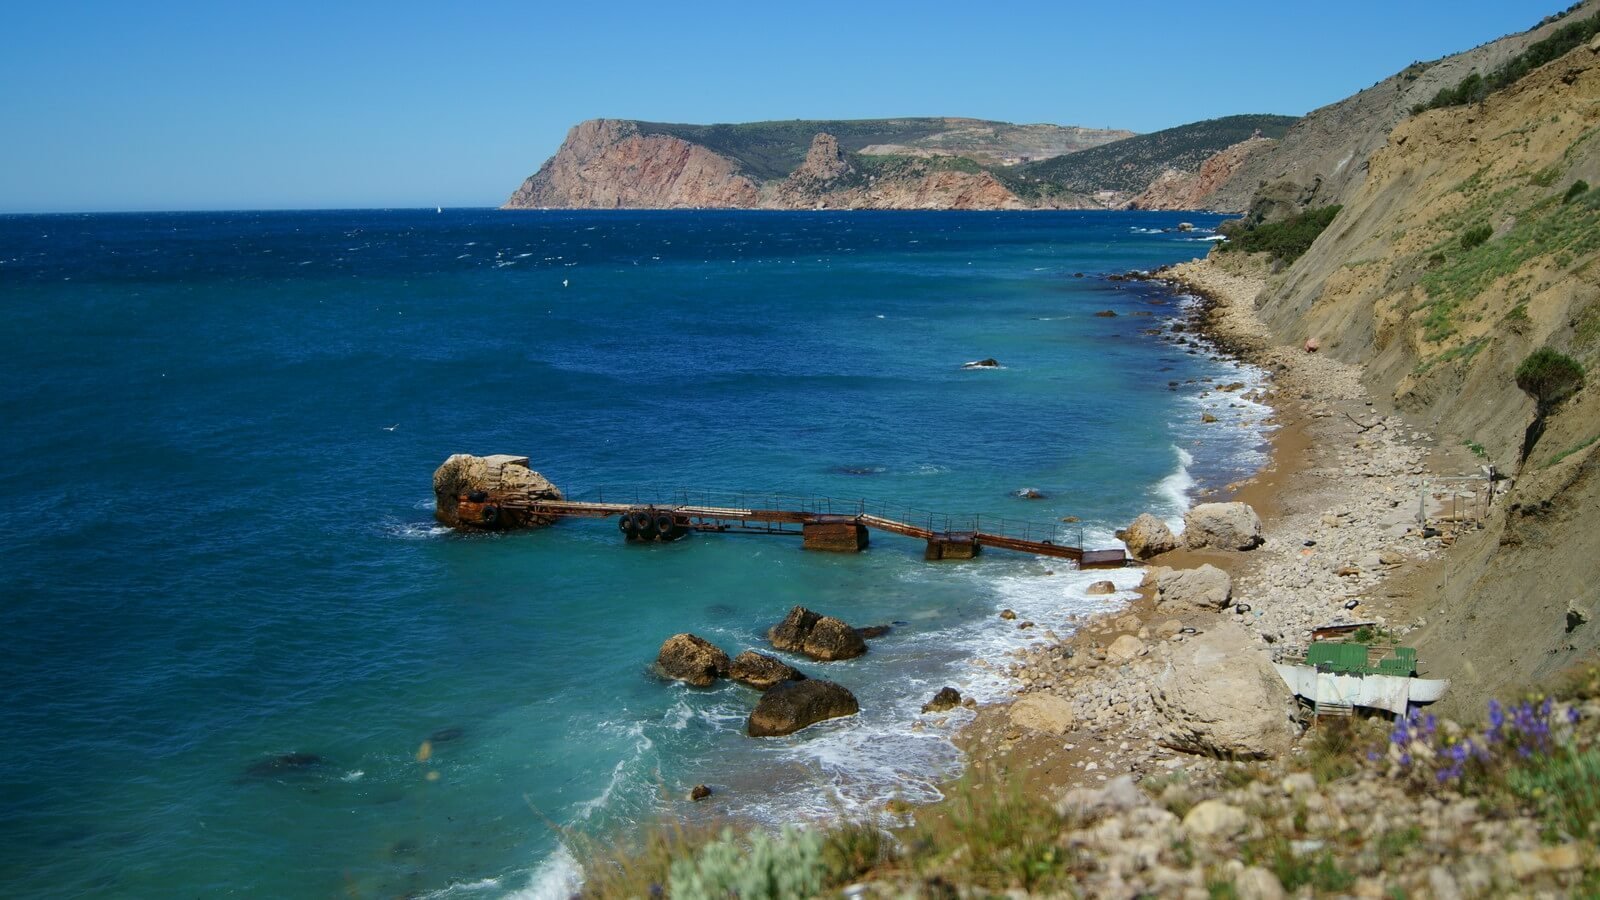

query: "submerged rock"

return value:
[962, 358, 1002, 369]
[747, 680, 860, 737]
[728, 650, 806, 691]
[656, 633, 730, 687]
[242, 753, 326, 779]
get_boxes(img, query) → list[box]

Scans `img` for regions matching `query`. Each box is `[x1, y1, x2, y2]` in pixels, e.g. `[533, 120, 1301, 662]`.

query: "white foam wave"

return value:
[1156, 446, 1196, 529]
[383, 521, 454, 540]
[506, 843, 581, 900]
[423, 876, 504, 898]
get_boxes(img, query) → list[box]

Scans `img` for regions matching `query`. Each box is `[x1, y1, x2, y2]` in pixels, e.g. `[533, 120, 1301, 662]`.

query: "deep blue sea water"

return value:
[0, 209, 1267, 897]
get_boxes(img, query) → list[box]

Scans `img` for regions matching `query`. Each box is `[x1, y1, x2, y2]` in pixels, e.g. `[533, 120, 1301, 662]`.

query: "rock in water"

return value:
[747, 680, 860, 737]
[432, 453, 563, 529]
[1086, 580, 1118, 596]
[656, 634, 731, 687]
[1182, 502, 1263, 550]
[1121, 513, 1178, 560]
[962, 358, 1001, 369]
[768, 606, 822, 653]
[727, 651, 806, 691]
[1151, 620, 1297, 759]
[767, 606, 867, 661]
[801, 616, 867, 661]
[1149, 564, 1234, 611]
[690, 784, 713, 802]
[922, 687, 962, 713]
[243, 753, 325, 779]
[854, 624, 892, 640]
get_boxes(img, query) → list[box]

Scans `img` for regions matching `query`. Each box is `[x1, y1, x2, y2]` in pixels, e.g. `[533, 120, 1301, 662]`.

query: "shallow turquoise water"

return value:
[0, 209, 1264, 897]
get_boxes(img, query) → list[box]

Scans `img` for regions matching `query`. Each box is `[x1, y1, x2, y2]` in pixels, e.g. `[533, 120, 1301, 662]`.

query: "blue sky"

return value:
[0, 0, 1573, 212]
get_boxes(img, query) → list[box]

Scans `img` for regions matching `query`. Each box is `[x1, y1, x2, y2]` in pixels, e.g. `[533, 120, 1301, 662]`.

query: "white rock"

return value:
[1183, 799, 1248, 837]
[1183, 502, 1264, 551]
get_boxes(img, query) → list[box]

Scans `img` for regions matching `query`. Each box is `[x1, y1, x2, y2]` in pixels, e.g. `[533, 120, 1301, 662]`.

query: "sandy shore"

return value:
[947, 250, 1478, 796]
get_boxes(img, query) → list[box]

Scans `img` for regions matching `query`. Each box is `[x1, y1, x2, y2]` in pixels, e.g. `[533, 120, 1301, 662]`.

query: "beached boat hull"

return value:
[1273, 663, 1449, 716]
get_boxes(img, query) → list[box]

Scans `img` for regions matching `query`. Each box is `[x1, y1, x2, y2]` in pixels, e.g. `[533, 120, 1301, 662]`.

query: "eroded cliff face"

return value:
[761, 133, 1026, 210]
[503, 119, 761, 209]
[1207, 0, 1599, 221]
[1228, 38, 1600, 708]
[1129, 136, 1276, 211]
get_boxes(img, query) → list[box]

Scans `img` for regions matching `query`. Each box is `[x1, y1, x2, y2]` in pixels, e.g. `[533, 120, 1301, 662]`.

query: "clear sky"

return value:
[0, 0, 1574, 212]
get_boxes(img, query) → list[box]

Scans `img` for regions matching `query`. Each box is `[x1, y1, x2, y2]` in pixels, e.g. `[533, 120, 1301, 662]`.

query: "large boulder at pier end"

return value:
[656, 634, 731, 687]
[1182, 502, 1263, 551]
[432, 453, 563, 530]
[1119, 512, 1178, 560]
[747, 680, 860, 737]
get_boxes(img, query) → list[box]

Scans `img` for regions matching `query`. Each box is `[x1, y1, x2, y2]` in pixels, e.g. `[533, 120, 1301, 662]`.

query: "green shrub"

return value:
[1564, 180, 1591, 203]
[909, 776, 1075, 892]
[1460, 224, 1494, 251]
[1414, 10, 1600, 114]
[1507, 746, 1600, 839]
[668, 827, 826, 900]
[1221, 205, 1342, 263]
[1516, 348, 1587, 412]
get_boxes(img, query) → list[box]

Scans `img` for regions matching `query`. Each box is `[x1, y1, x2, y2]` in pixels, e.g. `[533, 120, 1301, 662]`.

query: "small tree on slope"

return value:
[1515, 348, 1586, 461]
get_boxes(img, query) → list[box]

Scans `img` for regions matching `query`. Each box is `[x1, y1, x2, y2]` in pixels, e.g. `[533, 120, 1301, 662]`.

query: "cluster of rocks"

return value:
[654, 606, 888, 738]
[1117, 500, 1262, 562]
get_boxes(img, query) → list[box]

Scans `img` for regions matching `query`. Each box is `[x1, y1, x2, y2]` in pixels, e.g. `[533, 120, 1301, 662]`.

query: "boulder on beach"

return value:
[656, 633, 730, 687]
[767, 606, 866, 661]
[1149, 564, 1233, 611]
[1008, 693, 1075, 735]
[1183, 502, 1263, 551]
[728, 651, 806, 691]
[1120, 513, 1178, 560]
[922, 686, 962, 713]
[1151, 620, 1298, 759]
[432, 453, 563, 529]
[747, 679, 860, 737]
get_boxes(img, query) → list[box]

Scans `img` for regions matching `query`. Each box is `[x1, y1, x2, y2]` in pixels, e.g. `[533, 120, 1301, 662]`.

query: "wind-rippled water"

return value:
[0, 209, 1266, 897]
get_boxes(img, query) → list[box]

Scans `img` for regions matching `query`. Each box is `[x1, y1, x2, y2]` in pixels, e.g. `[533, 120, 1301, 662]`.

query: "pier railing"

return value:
[567, 486, 1088, 549]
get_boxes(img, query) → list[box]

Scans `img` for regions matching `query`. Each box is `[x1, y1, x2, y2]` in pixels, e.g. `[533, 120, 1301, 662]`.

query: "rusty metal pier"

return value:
[457, 487, 1128, 568]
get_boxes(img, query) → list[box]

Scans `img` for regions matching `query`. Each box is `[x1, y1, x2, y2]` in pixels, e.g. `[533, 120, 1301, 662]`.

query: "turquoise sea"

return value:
[0, 209, 1267, 897]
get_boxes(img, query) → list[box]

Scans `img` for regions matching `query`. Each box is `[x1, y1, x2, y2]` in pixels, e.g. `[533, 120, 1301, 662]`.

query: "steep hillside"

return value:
[1206, 0, 1600, 218]
[994, 115, 1296, 204]
[1129, 135, 1278, 210]
[1208, 35, 1600, 711]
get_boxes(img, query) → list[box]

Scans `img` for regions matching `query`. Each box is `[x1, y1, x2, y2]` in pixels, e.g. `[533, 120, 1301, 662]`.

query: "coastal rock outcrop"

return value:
[728, 651, 806, 691]
[432, 454, 563, 530]
[1151, 620, 1297, 759]
[1128, 135, 1277, 211]
[1182, 502, 1263, 551]
[1120, 513, 1179, 560]
[746, 679, 860, 737]
[503, 119, 761, 209]
[922, 687, 962, 713]
[656, 634, 731, 687]
[768, 606, 867, 661]
[1148, 564, 1233, 611]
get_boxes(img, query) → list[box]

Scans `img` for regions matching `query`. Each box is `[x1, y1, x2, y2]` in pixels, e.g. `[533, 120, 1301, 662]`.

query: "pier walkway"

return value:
[467, 487, 1128, 568]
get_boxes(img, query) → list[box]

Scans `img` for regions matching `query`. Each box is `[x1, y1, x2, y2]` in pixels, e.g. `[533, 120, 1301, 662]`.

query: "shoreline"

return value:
[943, 248, 1467, 812]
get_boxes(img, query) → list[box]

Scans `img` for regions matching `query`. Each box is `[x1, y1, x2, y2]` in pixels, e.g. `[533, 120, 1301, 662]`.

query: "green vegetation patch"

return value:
[1412, 9, 1600, 115]
[1419, 189, 1600, 341]
[1219, 204, 1342, 263]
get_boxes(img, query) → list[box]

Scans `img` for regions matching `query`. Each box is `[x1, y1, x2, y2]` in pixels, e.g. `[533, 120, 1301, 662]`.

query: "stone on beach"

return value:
[1107, 634, 1146, 661]
[656, 633, 731, 687]
[1120, 512, 1178, 560]
[922, 686, 962, 713]
[1151, 620, 1298, 759]
[747, 679, 860, 737]
[1008, 693, 1075, 735]
[1182, 501, 1264, 550]
[1148, 564, 1233, 611]
[727, 651, 806, 691]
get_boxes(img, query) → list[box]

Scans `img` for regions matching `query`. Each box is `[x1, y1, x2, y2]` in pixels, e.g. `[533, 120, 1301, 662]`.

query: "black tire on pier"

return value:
[480, 505, 500, 525]
[654, 512, 677, 538]
[619, 515, 637, 537]
[632, 510, 658, 539]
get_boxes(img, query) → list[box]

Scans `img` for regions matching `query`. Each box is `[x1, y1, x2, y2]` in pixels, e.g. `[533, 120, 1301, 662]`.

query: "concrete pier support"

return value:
[925, 534, 981, 560]
[802, 519, 869, 552]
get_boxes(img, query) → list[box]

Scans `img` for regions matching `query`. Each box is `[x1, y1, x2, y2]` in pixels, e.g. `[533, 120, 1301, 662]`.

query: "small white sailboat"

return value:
[436, 206, 443, 214]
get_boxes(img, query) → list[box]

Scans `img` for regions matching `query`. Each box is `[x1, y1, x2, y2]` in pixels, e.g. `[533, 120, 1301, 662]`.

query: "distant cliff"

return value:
[501, 116, 1295, 211]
